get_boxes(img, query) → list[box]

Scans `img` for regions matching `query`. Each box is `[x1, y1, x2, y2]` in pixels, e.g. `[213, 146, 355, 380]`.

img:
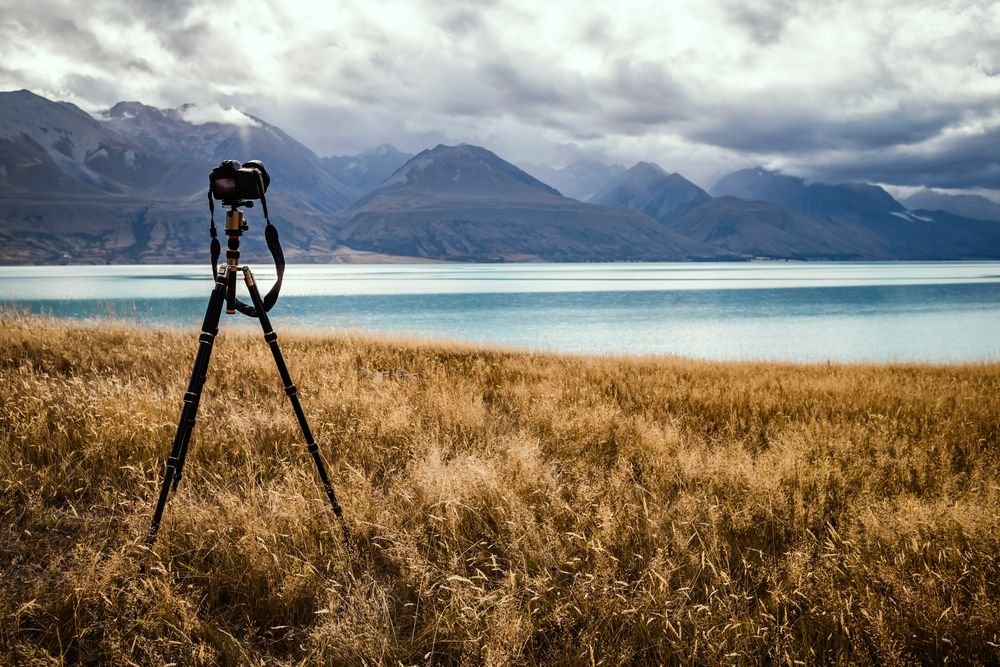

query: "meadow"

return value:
[1, 310, 998, 665]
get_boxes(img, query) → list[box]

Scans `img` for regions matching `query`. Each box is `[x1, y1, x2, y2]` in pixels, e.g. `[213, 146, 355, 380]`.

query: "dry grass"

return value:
[1, 310, 998, 665]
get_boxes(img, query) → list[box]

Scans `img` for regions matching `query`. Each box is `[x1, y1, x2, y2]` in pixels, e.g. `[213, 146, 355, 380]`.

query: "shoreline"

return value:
[4, 308, 1000, 368]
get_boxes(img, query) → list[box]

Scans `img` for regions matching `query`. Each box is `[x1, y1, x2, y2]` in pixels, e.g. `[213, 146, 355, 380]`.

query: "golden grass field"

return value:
[1, 310, 998, 665]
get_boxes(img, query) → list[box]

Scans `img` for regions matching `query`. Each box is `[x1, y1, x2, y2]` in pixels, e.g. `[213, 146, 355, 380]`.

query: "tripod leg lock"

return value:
[284, 384, 298, 397]
[264, 332, 278, 344]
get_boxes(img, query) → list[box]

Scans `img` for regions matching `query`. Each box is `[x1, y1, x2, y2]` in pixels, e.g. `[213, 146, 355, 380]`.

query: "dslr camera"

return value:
[210, 159, 270, 203]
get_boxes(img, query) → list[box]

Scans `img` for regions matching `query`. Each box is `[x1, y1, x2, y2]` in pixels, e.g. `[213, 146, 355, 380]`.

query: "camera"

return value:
[210, 159, 270, 203]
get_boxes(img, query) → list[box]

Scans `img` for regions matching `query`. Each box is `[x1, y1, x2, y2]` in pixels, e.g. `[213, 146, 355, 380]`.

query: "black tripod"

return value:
[145, 199, 347, 548]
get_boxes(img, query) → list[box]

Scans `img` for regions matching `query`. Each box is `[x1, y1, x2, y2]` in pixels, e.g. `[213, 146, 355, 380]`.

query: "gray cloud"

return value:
[795, 127, 1000, 189]
[479, 59, 580, 110]
[61, 73, 122, 102]
[723, 0, 802, 45]
[687, 105, 962, 154]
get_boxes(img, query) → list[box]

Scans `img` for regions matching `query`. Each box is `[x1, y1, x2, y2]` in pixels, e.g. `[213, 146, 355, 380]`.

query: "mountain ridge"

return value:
[2, 89, 999, 263]
[711, 167, 905, 218]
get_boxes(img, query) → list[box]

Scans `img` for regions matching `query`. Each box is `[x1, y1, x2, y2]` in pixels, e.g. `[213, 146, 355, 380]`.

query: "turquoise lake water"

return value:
[2, 262, 999, 362]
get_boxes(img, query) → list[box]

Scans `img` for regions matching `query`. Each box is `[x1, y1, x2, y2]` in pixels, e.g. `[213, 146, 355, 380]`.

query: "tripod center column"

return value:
[224, 209, 245, 314]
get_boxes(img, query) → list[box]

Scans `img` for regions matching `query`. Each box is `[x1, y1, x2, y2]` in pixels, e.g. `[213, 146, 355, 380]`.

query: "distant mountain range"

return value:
[707, 168, 1000, 259]
[333, 144, 716, 261]
[1, 89, 999, 263]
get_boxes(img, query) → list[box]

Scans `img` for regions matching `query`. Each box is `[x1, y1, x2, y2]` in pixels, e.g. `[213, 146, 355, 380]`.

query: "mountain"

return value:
[101, 100, 360, 212]
[321, 144, 413, 194]
[3, 90, 999, 264]
[0, 89, 194, 197]
[590, 162, 711, 220]
[590, 162, 885, 259]
[709, 167, 1000, 259]
[902, 189, 1000, 222]
[0, 90, 355, 263]
[333, 144, 719, 261]
[711, 167, 905, 218]
[590, 163, 888, 258]
[521, 159, 626, 201]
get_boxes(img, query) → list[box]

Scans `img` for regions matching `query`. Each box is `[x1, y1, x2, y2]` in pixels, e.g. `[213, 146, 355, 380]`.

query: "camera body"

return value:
[210, 159, 270, 203]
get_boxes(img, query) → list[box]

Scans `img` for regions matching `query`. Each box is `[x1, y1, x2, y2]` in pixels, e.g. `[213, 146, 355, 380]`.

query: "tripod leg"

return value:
[146, 279, 226, 547]
[171, 310, 219, 493]
[242, 268, 348, 540]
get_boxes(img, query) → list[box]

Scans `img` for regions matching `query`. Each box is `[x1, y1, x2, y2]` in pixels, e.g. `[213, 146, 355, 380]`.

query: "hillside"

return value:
[99, 100, 359, 211]
[0, 90, 357, 263]
[0, 90, 193, 197]
[333, 144, 719, 261]
[2, 313, 998, 663]
[664, 196, 884, 259]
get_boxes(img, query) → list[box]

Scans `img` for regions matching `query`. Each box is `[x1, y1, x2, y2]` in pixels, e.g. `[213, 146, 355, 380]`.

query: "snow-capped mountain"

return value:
[0, 90, 358, 262]
[101, 100, 360, 211]
[0, 89, 187, 196]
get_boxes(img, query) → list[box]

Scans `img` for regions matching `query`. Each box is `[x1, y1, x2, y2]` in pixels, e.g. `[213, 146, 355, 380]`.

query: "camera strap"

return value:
[205, 172, 286, 318]
[208, 185, 221, 277]
[231, 171, 285, 317]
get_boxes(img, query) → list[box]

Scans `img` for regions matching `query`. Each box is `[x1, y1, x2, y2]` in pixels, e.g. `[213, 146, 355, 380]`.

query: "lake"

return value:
[2, 262, 999, 363]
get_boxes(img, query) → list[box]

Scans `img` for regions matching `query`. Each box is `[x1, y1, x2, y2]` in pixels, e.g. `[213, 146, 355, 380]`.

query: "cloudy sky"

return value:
[1, 0, 998, 192]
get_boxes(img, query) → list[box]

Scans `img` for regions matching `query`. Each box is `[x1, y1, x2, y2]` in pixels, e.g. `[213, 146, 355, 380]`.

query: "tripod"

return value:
[145, 202, 347, 547]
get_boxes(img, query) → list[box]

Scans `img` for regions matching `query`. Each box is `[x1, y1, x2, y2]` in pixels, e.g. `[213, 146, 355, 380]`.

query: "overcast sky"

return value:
[1, 0, 998, 193]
